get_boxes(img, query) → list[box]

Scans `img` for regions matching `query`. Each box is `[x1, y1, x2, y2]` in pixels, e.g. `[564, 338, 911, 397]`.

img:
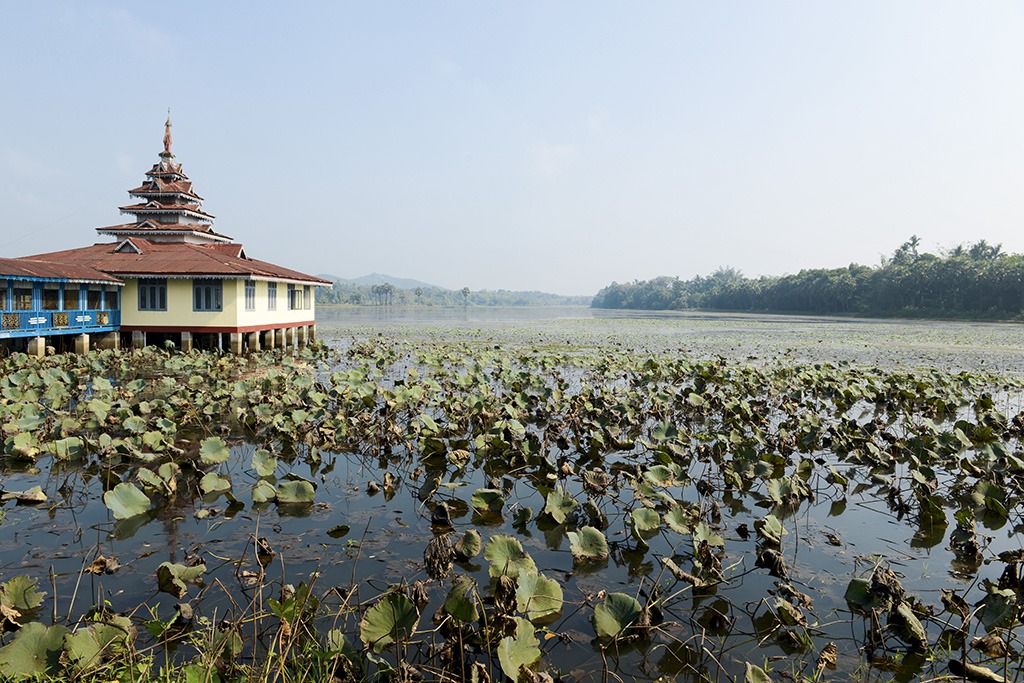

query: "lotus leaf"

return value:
[103, 483, 150, 519]
[484, 534, 536, 578]
[199, 436, 230, 464]
[543, 486, 578, 524]
[252, 480, 277, 503]
[593, 592, 642, 639]
[251, 449, 277, 477]
[156, 563, 205, 600]
[567, 526, 609, 560]
[754, 514, 786, 546]
[977, 587, 1017, 632]
[276, 480, 315, 504]
[644, 465, 675, 486]
[0, 576, 45, 622]
[443, 575, 479, 623]
[889, 601, 927, 649]
[65, 614, 134, 674]
[844, 578, 887, 613]
[0, 622, 69, 678]
[693, 522, 724, 548]
[516, 571, 563, 622]
[200, 472, 232, 495]
[745, 662, 773, 683]
[632, 507, 661, 533]
[471, 488, 505, 514]
[497, 617, 541, 680]
[664, 505, 694, 535]
[454, 528, 482, 560]
[359, 592, 419, 653]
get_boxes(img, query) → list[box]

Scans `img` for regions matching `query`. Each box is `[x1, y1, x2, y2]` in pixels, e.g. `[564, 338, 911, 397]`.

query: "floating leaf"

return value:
[593, 592, 642, 639]
[471, 488, 505, 514]
[102, 483, 150, 519]
[497, 617, 541, 680]
[0, 622, 69, 677]
[251, 449, 277, 477]
[0, 576, 46, 620]
[443, 575, 479, 623]
[199, 472, 232, 495]
[359, 592, 420, 653]
[454, 529, 482, 560]
[199, 436, 230, 464]
[156, 562, 206, 599]
[755, 514, 786, 546]
[693, 522, 724, 548]
[543, 487, 578, 524]
[484, 535, 536, 578]
[977, 587, 1017, 632]
[252, 479, 277, 503]
[889, 601, 927, 649]
[844, 578, 887, 613]
[644, 465, 675, 486]
[567, 526, 609, 560]
[745, 662, 773, 683]
[276, 480, 315, 504]
[664, 506, 694, 535]
[516, 571, 563, 623]
[632, 507, 661, 533]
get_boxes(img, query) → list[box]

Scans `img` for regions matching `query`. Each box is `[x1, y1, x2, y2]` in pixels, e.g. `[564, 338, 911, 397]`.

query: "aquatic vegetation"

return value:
[0, 318, 1023, 682]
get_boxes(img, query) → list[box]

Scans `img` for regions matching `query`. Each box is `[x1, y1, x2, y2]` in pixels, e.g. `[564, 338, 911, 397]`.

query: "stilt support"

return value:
[181, 332, 193, 352]
[248, 331, 260, 351]
[28, 336, 45, 359]
[74, 333, 90, 354]
[132, 330, 146, 348]
[229, 332, 243, 355]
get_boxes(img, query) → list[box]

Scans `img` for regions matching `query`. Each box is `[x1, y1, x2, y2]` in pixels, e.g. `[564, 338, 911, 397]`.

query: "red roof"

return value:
[0, 257, 123, 284]
[96, 221, 232, 240]
[22, 242, 331, 285]
[119, 203, 215, 219]
[128, 179, 203, 200]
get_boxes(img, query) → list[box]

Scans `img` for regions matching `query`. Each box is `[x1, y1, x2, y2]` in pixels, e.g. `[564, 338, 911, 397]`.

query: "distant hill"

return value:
[317, 273, 442, 291]
[315, 273, 591, 307]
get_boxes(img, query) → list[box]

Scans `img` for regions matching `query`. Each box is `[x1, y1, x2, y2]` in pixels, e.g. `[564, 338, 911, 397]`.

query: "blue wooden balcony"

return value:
[0, 309, 120, 340]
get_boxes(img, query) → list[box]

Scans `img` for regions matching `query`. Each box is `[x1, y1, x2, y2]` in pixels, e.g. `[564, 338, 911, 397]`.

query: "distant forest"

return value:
[316, 280, 590, 307]
[592, 237, 1024, 320]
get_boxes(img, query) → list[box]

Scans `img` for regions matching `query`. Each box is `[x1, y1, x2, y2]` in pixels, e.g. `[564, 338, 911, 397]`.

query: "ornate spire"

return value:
[161, 110, 173, 158]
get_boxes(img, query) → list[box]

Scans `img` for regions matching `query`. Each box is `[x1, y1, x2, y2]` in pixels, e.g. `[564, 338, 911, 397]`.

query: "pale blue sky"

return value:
[2, 2, 1023, 295]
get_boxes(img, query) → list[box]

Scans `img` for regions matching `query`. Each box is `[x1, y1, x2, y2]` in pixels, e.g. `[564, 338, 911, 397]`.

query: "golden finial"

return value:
[162, 109, 173, 155]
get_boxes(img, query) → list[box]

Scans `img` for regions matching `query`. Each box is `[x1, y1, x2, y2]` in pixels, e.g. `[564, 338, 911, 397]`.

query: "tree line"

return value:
[316, 280, 590, 307]
[591, 238, 1024, 319]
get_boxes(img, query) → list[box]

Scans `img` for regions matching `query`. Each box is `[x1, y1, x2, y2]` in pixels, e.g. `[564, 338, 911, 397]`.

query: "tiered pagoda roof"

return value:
[19, 118, 330, 287]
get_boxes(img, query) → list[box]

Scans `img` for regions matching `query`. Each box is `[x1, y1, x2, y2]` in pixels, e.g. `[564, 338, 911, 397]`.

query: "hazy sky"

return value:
[2, 2, 1023, 296]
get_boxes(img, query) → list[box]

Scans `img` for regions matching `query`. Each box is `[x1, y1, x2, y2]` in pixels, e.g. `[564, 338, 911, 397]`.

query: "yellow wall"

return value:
[120, 277, 316, 330]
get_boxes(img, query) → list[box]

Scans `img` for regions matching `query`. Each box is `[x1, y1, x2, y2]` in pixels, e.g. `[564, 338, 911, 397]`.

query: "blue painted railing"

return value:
[0, 309, 121, 339]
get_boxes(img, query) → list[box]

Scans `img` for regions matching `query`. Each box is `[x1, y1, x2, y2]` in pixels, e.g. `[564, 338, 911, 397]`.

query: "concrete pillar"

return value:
[28, 336, 45, 359]
[247, 331, 260, 351]
[275, 328, 286, 350]
[95, 332, 119, 350]
[229, 332, 244, 355]
[285, 327, 296, 349]
[74, 333, 90, 354]
[180, 332, 193, 353]
[308, 324, 316, 343]
[265, 329, 275, 349]
[132, 330, 146, 348]
[297, 326, 307, 348]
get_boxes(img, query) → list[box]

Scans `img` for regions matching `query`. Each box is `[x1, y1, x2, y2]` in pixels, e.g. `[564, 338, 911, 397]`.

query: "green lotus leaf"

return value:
[49, 436, 84, 460]
[844, 578, 887, 613]
[471, 488, 505, 514]
[443, 575, 479, 623]
[497, 617, 541, 680]
[276, 480, 315, 504]
[484, 534, 536, 578]
[516, 571, 563, 623]
[0, 575, 46, 616]
[359, 592, 420, 653]
[977, 587, 1017, 632]
[103, 483, 150, 519]
[543, 487, 578, 524]
[664, 506, 693, 535]
[644, 465, 675, 486]
[632, 507, 661, 533]
[199, 472, 232, 495]
[567, 526, 609, 560]
[745, 662, 773, 683]
[65, 614, 134, 674]
[693, 522, 725, 548]
[754, 514, 786, 546]
[199, 436, 230, 464]
[454, 528, 482, 560]
[123, 416, 148, 434]
[593, 592, 642, 639]
[252, 479, 277, 503]
[251, 449, 277, 477]
[0, 622, 69, 678]
[156, 562, 206, 599]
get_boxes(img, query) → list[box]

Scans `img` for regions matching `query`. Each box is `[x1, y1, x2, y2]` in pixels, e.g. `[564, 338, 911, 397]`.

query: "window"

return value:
[303, 285, 311, 310]
[0, 280, 6, 310]
[63, 286, 80, 311]
[193, 278, 222, 312]
[43, 284, 60, 311]
[244, 279, 256, 311]
[138, 278, 167, 311]
[267, 281, 277, 311]
[288, 283, 302, 310]
[104, 288, 119, 311]
[88, 285, 103, 310]
[13, 284, 33, 311]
